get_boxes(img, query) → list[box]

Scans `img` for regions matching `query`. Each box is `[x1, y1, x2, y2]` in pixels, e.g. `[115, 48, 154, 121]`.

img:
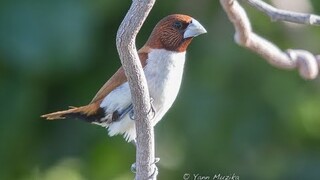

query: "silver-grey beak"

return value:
[183, 18, 207, 39]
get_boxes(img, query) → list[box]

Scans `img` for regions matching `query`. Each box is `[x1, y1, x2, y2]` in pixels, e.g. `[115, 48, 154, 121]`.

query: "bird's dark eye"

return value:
[173, 21, 183, 30]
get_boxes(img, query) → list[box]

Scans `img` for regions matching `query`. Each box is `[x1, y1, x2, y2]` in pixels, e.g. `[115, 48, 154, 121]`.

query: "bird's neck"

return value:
[144, 49, 186, 80]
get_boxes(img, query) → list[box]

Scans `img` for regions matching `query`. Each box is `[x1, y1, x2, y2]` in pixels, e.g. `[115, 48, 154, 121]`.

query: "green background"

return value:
[1, 0, 320, 179]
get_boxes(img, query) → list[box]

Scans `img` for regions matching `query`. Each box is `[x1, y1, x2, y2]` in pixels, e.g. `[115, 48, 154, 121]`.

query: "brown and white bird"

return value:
[42, 14, 207, 142]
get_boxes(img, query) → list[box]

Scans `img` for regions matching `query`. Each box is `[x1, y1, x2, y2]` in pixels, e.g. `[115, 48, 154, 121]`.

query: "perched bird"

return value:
[42, 14, 207, 142]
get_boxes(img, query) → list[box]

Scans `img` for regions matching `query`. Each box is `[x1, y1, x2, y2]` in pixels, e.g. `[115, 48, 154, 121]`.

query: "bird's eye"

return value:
[173, 21, 183, 30]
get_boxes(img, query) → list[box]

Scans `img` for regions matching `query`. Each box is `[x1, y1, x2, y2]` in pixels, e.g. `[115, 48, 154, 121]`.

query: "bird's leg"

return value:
[129, 109, 135, 120]
[119, 104, 133, 120]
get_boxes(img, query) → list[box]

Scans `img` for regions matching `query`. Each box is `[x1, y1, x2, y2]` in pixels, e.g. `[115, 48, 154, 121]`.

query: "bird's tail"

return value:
[41, 103, 105, 122]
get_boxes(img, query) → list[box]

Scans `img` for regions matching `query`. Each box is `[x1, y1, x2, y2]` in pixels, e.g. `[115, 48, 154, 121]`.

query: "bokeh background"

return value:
[1, 0, 320, 179]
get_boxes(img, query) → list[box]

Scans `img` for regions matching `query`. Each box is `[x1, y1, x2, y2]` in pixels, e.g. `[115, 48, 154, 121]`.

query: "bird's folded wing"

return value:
[90, 46, 151, 104]
[90, 67, 127, 104]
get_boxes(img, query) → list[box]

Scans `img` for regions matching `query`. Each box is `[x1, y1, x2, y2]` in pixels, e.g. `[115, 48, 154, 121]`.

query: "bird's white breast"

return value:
[144, 49, 186, 125]
[101, 49, 186, 141]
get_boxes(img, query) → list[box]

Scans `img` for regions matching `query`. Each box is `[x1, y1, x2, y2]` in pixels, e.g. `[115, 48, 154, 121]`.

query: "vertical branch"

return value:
[116, 0, 156, 179]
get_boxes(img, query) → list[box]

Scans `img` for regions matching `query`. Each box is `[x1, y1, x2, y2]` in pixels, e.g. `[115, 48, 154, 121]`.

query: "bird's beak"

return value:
[183, 18, 207, 39]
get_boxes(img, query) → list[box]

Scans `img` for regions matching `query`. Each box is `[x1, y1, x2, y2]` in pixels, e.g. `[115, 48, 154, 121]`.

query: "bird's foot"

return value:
[148, 98, 156, 120]
[149, 157, 160, 179]
[131, 157, 160, 177]
[150, 163, 159, 179]
[129, 97, 156, 120]
[131, 162, 137, 173]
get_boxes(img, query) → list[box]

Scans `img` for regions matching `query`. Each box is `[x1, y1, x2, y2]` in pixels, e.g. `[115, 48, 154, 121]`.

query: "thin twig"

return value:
[220, 0, 320, 79]
[116, 0, 156, 179]
[245, 0, 320, 25]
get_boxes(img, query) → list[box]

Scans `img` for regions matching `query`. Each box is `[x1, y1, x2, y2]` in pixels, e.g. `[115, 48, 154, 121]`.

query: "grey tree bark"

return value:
[116, 0, 320, 179]
[220, 0, 320, 79]
[115, 0, 157, 179]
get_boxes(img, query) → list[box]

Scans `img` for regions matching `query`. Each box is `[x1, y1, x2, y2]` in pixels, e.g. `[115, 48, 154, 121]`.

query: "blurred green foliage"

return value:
[1, 0, 320, 179]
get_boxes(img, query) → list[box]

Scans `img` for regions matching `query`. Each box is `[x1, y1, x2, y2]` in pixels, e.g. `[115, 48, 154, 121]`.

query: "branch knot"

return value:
[286, 49, 319, 79]
[220, 0, 320, 79]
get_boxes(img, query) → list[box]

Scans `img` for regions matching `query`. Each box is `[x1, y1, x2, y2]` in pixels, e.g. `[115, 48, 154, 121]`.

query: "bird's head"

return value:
[145, 14, 207, 52]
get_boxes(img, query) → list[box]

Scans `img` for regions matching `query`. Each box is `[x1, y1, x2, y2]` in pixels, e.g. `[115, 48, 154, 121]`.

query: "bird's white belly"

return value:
[106, 49, 186, 141]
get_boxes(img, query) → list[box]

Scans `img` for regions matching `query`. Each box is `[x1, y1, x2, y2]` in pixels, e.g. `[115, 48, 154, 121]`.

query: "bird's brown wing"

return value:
[90, 67, 127, 104]
[90, 45, 151, 104]
[42, 46, 150, 121]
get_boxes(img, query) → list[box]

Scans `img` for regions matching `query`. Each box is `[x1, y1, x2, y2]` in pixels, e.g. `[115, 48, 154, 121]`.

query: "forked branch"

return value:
[220, 0, 320, 79]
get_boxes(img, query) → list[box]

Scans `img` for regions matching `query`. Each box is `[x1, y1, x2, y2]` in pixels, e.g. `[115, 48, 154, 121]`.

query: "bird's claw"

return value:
[129, 109, 135, 120]
[148, 97, 156, 120]
[131, 157, 160, 178]
[148, 157, 160, 178]
[150, 163, 159, 179]
[153, 157, 160, 164]
[129, 97, 156, 120]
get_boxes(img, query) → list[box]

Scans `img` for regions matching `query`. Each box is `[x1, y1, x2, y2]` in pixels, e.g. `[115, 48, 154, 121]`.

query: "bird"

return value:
[41, 14, 207, 143]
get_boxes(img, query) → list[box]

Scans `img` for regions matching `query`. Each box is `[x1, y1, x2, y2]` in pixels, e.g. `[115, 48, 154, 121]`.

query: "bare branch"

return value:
[245, 0, 320, 25]
[220, 0, 320, 79]
[116, 0, 156, 179]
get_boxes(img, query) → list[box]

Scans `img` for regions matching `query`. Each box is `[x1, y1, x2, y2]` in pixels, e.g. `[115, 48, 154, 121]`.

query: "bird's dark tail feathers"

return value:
[41, 103, 105, 122]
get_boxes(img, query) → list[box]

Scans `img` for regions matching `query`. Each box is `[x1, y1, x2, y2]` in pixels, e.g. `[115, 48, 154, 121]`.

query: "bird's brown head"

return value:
[145, 14, 207, 52]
